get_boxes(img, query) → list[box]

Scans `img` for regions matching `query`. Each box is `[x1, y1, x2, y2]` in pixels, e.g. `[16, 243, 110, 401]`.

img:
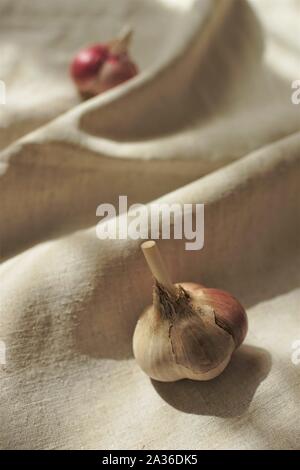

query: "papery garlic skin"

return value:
[133, 282, 247, 382]
[183, 282, 248, 348]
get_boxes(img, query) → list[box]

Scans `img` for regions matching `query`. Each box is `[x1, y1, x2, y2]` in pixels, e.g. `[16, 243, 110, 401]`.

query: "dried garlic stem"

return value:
[141, 241, 177, 296]
[153, 282, 194, 321]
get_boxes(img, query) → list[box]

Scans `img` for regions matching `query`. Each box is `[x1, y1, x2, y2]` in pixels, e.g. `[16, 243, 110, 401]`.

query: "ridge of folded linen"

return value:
[0, 0, 211, 149]
[0, 130, 299, 449]
[0, 0, 300, 450]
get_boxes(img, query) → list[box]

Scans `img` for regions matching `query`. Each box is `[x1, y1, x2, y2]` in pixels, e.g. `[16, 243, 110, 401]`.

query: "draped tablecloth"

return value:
[0, 0, 299, 449]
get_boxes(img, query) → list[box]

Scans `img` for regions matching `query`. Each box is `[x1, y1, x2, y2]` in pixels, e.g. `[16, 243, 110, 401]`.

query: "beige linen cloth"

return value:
[0, 0, 300, 450]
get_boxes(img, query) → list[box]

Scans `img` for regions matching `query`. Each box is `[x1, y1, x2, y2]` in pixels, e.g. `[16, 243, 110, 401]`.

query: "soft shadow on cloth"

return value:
[152, 345, 272, 418]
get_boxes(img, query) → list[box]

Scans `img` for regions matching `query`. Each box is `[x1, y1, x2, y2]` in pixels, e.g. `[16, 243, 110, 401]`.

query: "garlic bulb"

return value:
[133, 241, 248, 382]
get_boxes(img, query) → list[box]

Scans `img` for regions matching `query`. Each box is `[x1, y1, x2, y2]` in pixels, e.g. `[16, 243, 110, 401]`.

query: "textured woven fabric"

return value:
[0, 0, 299, 449]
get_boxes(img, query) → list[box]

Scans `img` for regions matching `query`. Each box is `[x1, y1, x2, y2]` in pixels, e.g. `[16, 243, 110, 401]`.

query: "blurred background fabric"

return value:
[0, 0, 299, 449]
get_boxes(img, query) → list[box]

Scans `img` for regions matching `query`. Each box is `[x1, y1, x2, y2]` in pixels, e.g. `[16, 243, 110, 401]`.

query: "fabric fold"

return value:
[1, 131, 299, 449]
[0, 0, 299, 450]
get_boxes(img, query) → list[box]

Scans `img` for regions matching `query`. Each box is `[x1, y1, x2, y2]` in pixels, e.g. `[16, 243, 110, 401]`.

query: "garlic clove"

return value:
[181, 283, 248, 347]
[170, 305, 235, 374]
[133, 306, 181, 382]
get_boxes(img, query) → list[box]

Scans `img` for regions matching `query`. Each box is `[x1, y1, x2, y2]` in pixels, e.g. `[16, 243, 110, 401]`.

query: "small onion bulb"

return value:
[70, 28, 138, 98]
